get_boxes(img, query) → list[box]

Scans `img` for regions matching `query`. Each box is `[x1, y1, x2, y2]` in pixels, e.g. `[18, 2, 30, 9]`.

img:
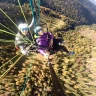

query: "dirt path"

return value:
[79, 28, 96, 87]
[80, 28, 96, 43]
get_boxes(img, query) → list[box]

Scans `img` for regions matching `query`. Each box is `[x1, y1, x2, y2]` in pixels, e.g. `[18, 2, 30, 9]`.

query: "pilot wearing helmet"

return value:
[15, 23, 32, 55]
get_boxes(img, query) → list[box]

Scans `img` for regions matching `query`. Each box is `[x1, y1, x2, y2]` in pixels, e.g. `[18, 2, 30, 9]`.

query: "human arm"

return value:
[28, 10, 36, 28]
[15, 33, 29, 55]
[48, 32, 53, 48]
[28, 17, 34, 28]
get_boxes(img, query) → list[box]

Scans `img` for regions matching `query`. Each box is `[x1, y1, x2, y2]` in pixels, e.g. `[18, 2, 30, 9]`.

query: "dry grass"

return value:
[0, 3, 96, 96]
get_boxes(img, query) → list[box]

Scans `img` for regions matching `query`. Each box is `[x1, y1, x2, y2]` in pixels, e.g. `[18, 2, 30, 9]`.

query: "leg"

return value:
[59, 45, 69, 53]
[53, 38, 63, 50]
[53, 38, 70, 53]
[38, 48, 50, 58]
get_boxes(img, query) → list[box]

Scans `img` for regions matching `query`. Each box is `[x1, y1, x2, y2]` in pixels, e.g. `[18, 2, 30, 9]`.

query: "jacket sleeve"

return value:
[15, 33, 25, 47]
[48, 32, 53, 39]
[28, 17, 34, 28]
[15, 34, 28, 54]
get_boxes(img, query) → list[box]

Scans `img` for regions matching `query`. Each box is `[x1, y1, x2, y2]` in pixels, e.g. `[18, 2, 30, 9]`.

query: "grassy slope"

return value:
[41, 0, 96, 25]
[0, 25, 96, 96]
[0, 3, 96, 96]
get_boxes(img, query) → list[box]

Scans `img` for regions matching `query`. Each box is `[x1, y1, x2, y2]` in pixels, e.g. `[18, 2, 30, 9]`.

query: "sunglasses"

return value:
[21, 28, 28, 31]
[36, 29, 42, 33]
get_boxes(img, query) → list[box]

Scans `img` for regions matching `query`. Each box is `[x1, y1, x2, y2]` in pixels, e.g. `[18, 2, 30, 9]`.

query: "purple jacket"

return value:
[36, 32, 53, 55]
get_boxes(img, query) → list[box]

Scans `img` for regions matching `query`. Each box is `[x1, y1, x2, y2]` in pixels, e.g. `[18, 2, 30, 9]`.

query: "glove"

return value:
[44, 53, 49, 58]
[19, 45, 29, 55]
[49, 39, 53, 48]
[21, 50, 29, 55]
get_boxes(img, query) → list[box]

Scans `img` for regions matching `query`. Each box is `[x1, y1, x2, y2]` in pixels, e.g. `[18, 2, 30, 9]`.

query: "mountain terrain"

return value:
[0, 2, 76, 39]
[41, 0, 96, 25]
[1, 0, 96, 25]
[89, 0, 96, 5]
[0, 2, 96, 96]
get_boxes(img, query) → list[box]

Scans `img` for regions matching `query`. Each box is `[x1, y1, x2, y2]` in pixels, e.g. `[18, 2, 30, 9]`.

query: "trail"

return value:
[79, 28, 96, 89]
[80, 28, 96, 43]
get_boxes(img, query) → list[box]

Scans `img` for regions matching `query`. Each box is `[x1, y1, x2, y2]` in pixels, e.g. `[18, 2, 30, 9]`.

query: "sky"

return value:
[89, 0, 96, 5]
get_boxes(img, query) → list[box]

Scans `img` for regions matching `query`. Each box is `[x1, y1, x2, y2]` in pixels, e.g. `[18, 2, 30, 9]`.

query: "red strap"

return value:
[15, 46, 20, 50]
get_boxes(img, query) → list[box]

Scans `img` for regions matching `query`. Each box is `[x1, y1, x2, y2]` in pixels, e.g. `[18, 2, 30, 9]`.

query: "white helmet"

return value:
[18, 23, 28, 30]
[34, 26, 42, 33]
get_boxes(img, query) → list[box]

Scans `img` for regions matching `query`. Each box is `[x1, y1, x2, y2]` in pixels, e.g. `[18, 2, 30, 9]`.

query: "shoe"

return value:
[67, 52, 75, 55]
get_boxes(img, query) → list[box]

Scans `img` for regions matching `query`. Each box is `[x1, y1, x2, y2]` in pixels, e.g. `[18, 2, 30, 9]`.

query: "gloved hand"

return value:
[21, 50, 29, 55]
[49, 39, 53, 48]
[44, 53, 49, 58]
[19, 45, 29, 55]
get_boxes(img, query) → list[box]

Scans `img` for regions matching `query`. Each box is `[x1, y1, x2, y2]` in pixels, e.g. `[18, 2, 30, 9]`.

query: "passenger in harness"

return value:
[34, 26, 75, 58]
[34, 26, 53, 58]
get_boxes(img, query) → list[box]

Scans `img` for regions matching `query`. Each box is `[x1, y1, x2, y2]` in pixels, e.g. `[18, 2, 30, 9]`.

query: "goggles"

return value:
[21, 28, 28, 31]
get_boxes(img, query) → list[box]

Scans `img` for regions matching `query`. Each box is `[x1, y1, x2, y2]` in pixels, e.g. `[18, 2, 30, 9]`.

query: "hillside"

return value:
[1, 0, 96, 25]
[0, 2, 30, 34]
[0, 25, 96, 96]
[0, 0, 28, 4]
[0, 2, 96, 96]
[0, 3, 75, 39]
[89, 0, 96, 5]
[41, 0, 96, 25]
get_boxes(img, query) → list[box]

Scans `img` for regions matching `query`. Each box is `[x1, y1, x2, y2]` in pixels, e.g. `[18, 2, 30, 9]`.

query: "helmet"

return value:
[34, 26, 42, 33]
[18, 23, 28, 30]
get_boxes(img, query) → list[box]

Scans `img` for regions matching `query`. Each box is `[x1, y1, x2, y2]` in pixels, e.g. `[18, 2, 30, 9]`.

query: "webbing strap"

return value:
[29, 0, 36, 28]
